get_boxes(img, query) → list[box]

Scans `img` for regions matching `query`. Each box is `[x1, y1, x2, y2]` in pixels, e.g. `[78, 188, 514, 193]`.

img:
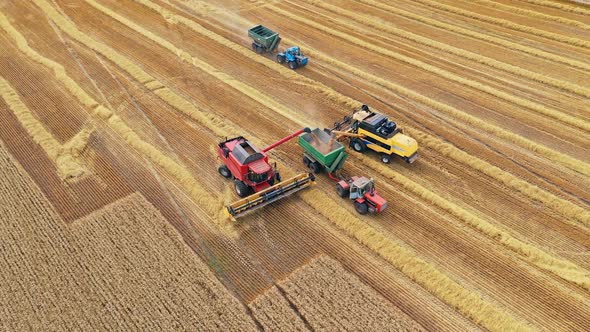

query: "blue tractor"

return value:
[276, 46, 309, 70]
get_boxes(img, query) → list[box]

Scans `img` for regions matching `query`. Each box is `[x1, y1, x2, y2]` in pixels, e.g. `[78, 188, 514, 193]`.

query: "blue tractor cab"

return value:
[277, 46, 309, 70]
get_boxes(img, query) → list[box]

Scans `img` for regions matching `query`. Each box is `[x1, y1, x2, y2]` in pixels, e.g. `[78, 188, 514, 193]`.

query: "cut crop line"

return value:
[272, 4, 590, 132]
[90, 0, 590, 289]
[519, 0, 590, 16]
[406, 0, 590, 48]
[139, 0, 590, 225]
[356, 0, 590, 72]
[0, 75, 91, 180]
[268, 5, 590, 176]
[302, 0, 590, 101]
[475, 0, 590, 30]
[6, 2, 225, 223]
[35, 2, 534, 329]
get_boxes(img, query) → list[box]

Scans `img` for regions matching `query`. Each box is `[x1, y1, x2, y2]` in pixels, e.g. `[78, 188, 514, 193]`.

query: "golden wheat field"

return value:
[0, 0, 589, 330]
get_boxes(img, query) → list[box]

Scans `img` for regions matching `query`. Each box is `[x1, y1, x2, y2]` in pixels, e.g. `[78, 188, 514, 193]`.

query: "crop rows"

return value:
[409, 0, 590, 47]
[140, 0, 590, 226]
[0, 145, 256, 331]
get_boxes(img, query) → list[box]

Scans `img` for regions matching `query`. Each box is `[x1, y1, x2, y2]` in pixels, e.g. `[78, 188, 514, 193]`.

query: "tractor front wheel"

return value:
[218, 165, 232, 178]
[355, 201, 369, 215]
[235, 180, 250, 198]
[336, 184, 349, 198]
[351, 139, 366, 152]
[289, 61, 299, 70]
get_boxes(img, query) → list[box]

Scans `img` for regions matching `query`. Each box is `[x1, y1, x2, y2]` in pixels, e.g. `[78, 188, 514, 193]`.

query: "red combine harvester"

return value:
[218, 128, 315, 220]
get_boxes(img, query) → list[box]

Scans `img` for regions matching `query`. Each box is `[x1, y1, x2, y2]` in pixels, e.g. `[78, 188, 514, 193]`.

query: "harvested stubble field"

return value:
[0, 0, 589, 330]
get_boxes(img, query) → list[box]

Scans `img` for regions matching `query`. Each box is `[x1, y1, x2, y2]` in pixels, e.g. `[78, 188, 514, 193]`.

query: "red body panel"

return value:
[364, 191, 387, 212]
[218, 137, 274, 191]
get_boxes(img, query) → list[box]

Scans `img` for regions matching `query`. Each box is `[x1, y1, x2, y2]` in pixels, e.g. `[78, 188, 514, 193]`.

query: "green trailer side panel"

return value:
[248, 25, 280, 51]
[299, 128, 347, 171]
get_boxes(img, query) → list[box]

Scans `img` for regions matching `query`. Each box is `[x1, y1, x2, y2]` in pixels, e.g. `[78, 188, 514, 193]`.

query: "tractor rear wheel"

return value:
[277, 54, 285, 64]
[381, 154, 391, 164]
[351, 139, 366, 152]
[235, 180, 250, 198]
[310, 162, 323, 174]
[218, 165, 232, 178]
[336, 184, 349, 198]
[355, 201, 369, 215]
[289, 61, 299, 70]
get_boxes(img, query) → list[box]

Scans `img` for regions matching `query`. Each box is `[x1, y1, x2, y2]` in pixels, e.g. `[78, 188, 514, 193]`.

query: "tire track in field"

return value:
[299, 0, 590, 100]
[268, 4, 590, 131]
[138, 0, 590, 225]
[33, 2, 534, 329]
[356, 0, 590, 72]
[405, 0, 590, 48]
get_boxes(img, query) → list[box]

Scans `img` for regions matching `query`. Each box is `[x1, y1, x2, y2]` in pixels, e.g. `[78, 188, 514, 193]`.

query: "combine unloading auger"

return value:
[225, 173, 315, 221]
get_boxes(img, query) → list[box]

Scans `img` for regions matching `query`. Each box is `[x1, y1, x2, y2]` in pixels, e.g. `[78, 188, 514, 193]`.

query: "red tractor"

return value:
[218, 128, 315, 220]
[336, 176, 387, 214]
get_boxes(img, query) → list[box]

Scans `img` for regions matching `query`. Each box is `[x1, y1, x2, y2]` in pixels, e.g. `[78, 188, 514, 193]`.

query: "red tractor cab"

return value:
[336, 176, 387, 214]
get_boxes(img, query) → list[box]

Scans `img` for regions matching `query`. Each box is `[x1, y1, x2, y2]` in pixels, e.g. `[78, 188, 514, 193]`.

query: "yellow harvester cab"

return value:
[351, 112, 419, 164]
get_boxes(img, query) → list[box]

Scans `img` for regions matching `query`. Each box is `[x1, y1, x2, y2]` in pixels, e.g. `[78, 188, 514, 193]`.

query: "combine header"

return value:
[218, 128, 315, 220]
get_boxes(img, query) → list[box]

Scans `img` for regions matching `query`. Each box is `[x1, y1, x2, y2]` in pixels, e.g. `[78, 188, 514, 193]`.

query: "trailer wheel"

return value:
[218, 165, 232, 178]
[336, 184, 350, 198]
[303, 156, 311, 167]
[355, 201, 369, 215]
[351, 139, 366, 152]
[310, 162, 323, 174]
[251, 43, 258, 52]
[235, 180, 250, 198]
[277, 54, 285, 64]
[380, 154, 391, 164]
[289, 61, 299, 70]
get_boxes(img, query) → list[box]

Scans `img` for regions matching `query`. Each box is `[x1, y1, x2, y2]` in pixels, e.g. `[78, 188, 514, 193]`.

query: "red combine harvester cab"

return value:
[336, 176, 387, 214]
[218, 137, 277, 196]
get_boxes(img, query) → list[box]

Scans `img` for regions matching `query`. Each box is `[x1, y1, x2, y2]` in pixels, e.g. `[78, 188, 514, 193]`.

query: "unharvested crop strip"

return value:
[0, 69, 89, 181]
[408, 0, 590, 48]
[520, 0, 590, 15]
[475, 0, 590, 30]
[356, 0, 590, 71]
[302, 0, 590, 100]
[9, 2, 223, 220]
[271, 4, 590, 131]
[38, 3, 533, 328]
[139, 0, 590, 224]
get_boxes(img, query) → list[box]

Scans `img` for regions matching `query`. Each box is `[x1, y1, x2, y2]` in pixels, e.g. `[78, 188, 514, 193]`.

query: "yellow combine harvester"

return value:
[331, 105, 418, 164]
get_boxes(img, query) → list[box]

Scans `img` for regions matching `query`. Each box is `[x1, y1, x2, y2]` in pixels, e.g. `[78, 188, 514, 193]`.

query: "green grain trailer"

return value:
[248, 25, 281, 54]
[299, 128, 348, 174]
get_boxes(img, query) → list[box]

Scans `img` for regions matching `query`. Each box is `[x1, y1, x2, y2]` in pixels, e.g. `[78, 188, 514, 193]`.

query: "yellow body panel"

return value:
[357, 128, 418, 157]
